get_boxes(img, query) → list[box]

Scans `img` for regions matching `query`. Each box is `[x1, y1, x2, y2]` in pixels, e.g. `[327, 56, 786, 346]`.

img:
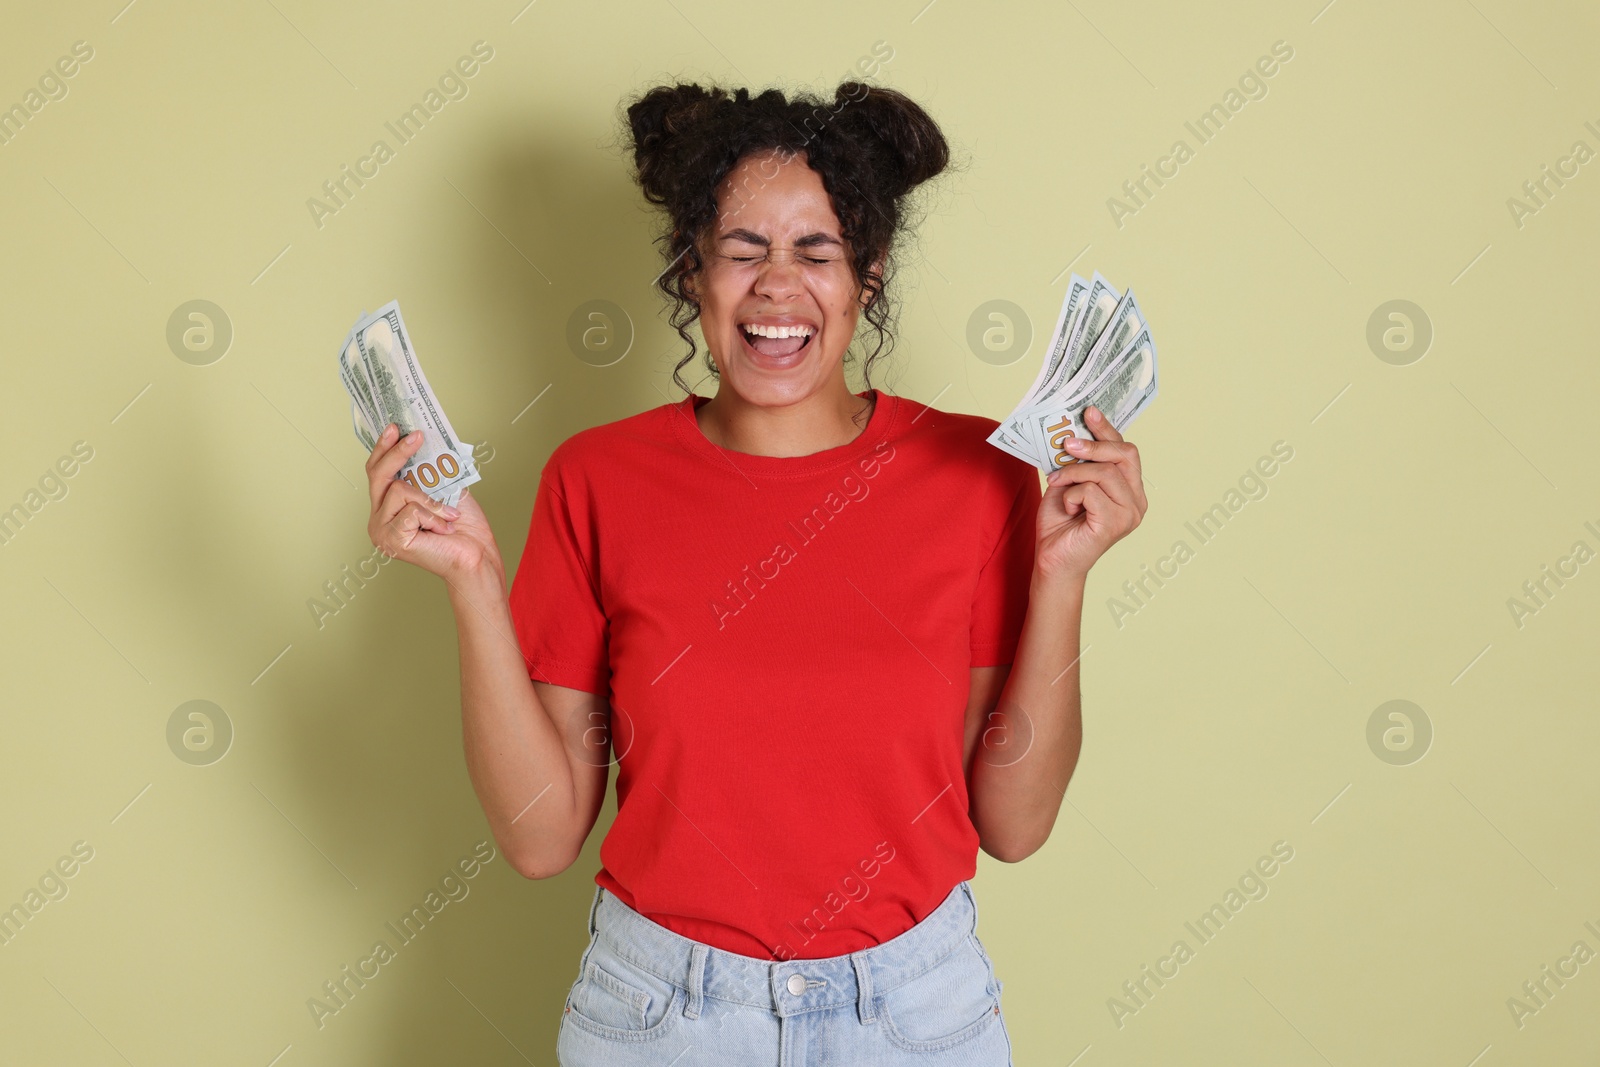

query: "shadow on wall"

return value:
[361, 125, 664, 1064]
[270, 122, 663, 1064]
[454, 113, 699, 435]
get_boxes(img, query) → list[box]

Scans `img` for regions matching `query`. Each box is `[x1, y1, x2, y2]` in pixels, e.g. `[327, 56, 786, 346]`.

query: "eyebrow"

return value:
[716, 227, 843, 249]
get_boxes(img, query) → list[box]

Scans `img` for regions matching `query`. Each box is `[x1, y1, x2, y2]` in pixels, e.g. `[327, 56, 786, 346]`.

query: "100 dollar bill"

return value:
[987, 273, 1094, 463]
[339, 300, 480, 507]
[1028, 323, 1159, 470]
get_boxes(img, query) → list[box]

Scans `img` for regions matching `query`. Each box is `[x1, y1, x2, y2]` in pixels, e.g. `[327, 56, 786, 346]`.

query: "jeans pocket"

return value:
[878, 933, 1001, 1053]
[564, 941, 682, 1042]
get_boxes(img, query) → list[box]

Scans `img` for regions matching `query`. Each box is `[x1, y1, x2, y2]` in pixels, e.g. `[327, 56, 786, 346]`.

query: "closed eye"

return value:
[724, 256, 838, 265]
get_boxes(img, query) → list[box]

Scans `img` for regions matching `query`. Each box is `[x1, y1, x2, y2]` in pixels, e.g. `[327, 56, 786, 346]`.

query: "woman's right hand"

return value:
[366, 424, 501, 582]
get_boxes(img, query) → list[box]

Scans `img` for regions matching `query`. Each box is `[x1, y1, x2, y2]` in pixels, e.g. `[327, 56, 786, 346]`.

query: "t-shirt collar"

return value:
[669, 388, 897, 478]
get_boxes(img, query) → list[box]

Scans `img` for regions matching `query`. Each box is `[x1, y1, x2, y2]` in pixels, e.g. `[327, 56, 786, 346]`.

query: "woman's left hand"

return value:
[1035, 405, 1148, 583]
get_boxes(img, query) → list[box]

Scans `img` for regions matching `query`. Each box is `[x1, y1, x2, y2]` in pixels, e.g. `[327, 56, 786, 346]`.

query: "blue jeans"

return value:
[557, 880, 1013, 1066]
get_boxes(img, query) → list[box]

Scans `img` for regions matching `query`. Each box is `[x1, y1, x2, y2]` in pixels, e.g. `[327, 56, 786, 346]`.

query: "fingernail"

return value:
[1064, 438, 1087, 451]
[408, 431, 422, 442]
[443, 506, 460, 519]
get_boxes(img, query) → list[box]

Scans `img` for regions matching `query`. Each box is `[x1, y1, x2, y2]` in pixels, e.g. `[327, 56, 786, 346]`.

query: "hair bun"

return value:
[626, 83, 730, 205]
[830, 82, 949, 198]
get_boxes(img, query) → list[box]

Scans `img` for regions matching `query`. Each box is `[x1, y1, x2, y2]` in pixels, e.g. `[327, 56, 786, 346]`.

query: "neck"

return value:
[695, 385, 875, 457]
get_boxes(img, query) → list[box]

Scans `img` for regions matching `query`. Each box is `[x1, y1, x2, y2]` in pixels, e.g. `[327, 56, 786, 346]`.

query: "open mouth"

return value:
[740, 322, 816, 360]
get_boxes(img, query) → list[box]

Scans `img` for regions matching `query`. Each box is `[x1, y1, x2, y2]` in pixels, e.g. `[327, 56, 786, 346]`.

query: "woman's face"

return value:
[688, 149, 875, 407]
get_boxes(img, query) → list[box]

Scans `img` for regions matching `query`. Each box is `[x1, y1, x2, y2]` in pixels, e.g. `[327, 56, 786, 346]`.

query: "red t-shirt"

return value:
[507, 388, 1040, 959]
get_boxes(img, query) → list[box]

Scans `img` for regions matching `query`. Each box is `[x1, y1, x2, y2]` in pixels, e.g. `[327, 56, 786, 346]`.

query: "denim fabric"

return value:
[557, 880, 1013, 1066]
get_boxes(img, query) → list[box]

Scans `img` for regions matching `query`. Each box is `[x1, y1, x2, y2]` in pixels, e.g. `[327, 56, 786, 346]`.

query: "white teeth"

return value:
[742, 323, 814, 339]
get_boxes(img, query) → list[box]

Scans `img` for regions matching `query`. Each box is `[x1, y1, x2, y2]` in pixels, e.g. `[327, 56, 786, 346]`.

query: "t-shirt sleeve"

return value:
[505, 449, 611, 696]
[970, 462, 1041, 667]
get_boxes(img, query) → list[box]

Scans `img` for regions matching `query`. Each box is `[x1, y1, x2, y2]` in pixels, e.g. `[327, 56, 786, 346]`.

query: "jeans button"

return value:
[786, 973, 807, 996]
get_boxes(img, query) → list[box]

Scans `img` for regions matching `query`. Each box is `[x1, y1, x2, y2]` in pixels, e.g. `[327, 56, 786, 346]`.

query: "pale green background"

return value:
[2, 0, 1596, 1064]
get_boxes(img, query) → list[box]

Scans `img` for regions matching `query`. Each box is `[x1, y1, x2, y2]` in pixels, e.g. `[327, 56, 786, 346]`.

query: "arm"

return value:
[446, 563, 611, 879]
[965, 576, 1086, 863]
[966, 405, 1146, 863]
[365, 424, 608, 880]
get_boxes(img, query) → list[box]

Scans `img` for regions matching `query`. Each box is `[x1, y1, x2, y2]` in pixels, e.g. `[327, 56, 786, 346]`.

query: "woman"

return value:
[364, 80, 1146, 1065]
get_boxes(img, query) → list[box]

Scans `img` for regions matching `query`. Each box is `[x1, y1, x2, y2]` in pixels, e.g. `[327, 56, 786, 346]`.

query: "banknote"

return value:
[987, 422, 1042, 467]
[1013, 285, 1145, 460]
[1027, 323, 1158, 470]
[1058, 287, 1143, 401]
[1049, 272, 1119, 395]
[340, 335, 381, 440]
[1019, 271, 1121, 460]
[337, 300, 480, 506]
[1017, 274, 1089, 411]
[987, 274, 1090, 460]
[986, 271, 1159, 472]
[351, 396, 377, 452]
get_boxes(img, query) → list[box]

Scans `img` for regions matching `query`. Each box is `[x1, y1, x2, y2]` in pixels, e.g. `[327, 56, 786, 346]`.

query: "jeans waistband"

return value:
[584, 880, 980, 1022]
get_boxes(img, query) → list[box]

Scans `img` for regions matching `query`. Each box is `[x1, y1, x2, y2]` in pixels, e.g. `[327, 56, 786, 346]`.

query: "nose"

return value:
[753, 251, 803, 301]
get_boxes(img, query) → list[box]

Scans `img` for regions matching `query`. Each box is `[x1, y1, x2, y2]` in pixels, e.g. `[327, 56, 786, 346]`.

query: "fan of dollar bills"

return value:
[338, 300, 481, 506]
[986, 271, 1159, 472]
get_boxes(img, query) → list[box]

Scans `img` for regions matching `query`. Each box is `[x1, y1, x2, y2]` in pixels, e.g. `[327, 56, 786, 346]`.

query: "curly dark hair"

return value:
[622, 80, 951, 395]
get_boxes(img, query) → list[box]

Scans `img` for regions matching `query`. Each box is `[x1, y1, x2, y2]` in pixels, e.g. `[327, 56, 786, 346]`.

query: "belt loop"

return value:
[962, 879, 979, 933]
[587, 885, 604, 939]
[571, 886, 605, 1001]
[684, 943, 708, 1019]
[851, 952, 876, 1024]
